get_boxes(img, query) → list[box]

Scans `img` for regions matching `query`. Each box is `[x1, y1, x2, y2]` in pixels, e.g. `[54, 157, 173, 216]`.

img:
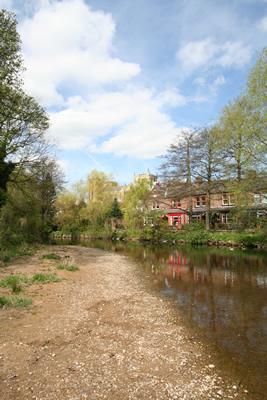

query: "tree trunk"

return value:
[186, 138, 193, 223]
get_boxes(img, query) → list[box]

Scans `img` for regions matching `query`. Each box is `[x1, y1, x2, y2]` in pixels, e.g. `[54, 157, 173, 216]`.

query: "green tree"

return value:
[218, 96, 257, 182]
[193, 126, 222, 230]
[55, 191, 86, 234]
[123, 178, 151, 229]
[0, 10, 49, 208]
[0, 158, 63, 245]
[108, 198, 123, 219]
[246, 47, 267, 165]
[86, 170, 117, 226]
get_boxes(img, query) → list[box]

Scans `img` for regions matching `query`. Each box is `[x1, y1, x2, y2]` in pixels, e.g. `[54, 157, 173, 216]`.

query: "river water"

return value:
[58, 240, 267, 398]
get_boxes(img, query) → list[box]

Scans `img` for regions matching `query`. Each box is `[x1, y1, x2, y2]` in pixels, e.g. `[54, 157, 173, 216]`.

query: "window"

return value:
[262, 194, 267, 204]
[254, 194, 261, 205]
[173, 216, 181, 225]
[222, 194, 229, 205]
[221, 213, 228, 223]
[222, 194, 235, 206]
[229, 194, 235, 205]
[171, 199, 181, 208]
[196, 196, 206, 207]
[152, 202, 160, 209]
[254, 193, 267, 205]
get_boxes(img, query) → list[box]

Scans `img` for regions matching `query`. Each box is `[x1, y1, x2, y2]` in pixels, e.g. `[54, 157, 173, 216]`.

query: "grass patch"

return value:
[41, 253, 61, 260]
[0, 244, 36, 265]
[0, 295, 32, 308]
[56, 263, 79, 272]
[31, 273, 62, 283]
[0, 273, 62, 290]
[0, 275, 25, 293]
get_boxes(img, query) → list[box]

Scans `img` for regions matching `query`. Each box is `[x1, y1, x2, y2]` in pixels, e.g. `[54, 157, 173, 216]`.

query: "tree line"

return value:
[0, 9, 266, 254]
[160, 47, 267, 230]
[0, 10, 62, 251]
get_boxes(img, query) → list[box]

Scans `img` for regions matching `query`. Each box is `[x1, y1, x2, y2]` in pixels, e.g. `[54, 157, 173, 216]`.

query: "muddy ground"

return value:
[0, 246, 250, 400]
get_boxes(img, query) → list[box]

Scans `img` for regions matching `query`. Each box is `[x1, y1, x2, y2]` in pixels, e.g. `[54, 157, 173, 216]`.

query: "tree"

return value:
[86, 170, 117, 226]
[123, 178, 151, 229]
[29, 157, 64, 241]
[0, 10, 49, 208]
[193, 126, 222, 229]
[0, 158, 63, 245]
[106, 198, 123, 230]
[55, 190, 87, 234]
[246, 47, 267, 164]
[108, 198, 123, 220]
[218, 96, 257, 182]
[159, 129, 198, 222]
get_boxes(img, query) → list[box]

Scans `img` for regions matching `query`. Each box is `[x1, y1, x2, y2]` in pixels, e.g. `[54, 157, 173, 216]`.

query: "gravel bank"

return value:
[0, 246, 250, 400]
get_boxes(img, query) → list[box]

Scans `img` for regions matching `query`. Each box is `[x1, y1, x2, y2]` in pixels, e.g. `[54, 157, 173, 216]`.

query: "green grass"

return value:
[0, 244, 35, 265]
[41, 253, 61, 260]
[31, 273, 62, 283]
[0, 295, 32, 308]
[0, 275, 24, 293]
[56, 263, 79, 272]
[124, 225, 267, 248]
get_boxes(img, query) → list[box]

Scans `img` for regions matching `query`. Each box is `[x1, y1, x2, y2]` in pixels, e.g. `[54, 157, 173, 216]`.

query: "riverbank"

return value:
[51, 227, 267, 249]
[0, 245, 250, 400]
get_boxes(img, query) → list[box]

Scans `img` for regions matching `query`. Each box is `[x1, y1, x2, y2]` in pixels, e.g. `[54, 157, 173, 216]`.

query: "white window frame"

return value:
[196, 196, 206, 207]
[222, 194, 235, 206]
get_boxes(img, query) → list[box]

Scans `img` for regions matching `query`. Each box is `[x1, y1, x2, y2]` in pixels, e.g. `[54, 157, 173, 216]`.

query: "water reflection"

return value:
[132, 245, 267, 398]
[57, 239, 267, 397]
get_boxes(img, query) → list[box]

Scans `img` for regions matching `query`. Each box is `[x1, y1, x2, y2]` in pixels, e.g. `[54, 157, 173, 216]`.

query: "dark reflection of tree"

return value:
[207, 254, 217, 335]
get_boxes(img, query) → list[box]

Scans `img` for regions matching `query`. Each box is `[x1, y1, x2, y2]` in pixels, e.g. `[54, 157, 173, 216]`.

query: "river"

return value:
[57, 240, 267, 399]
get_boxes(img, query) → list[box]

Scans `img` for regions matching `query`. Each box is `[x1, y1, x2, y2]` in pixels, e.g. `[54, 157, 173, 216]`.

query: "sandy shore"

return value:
[0, 246, 250, 400]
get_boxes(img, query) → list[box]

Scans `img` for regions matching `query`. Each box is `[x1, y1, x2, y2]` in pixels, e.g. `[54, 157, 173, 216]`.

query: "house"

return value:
[150, 177, 267, 229]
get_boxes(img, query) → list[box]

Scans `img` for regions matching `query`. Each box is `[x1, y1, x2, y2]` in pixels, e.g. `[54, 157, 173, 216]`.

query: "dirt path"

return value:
[0, 246, 249, 400]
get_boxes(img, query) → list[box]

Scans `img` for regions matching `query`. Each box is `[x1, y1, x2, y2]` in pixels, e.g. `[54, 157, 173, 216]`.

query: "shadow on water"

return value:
[56, 239, 267, 398]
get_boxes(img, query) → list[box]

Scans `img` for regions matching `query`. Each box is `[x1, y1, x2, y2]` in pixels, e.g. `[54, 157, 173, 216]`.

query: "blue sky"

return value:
[1, 0, 267, 185]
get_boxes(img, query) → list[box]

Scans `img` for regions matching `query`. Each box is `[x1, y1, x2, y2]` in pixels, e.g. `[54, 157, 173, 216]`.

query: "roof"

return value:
[152, 175, 267, 199]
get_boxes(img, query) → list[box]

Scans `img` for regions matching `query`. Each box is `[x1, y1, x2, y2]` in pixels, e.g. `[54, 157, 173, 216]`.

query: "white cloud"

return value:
[14, 0, 189, 160]
[48, 88, 185, 158]
[177, 39, 217, 71]
[259, 15, 267, 31]
[19, 0, 140, 106]
[218, 42, 251, 67]
[156, 88, 187, 108]
[212, 75, 226, 86]
[56, 159, 69, 174]
[0, 0, 13, 8]
[177, 38, 251, 73]
[193, 74, 226, 98]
